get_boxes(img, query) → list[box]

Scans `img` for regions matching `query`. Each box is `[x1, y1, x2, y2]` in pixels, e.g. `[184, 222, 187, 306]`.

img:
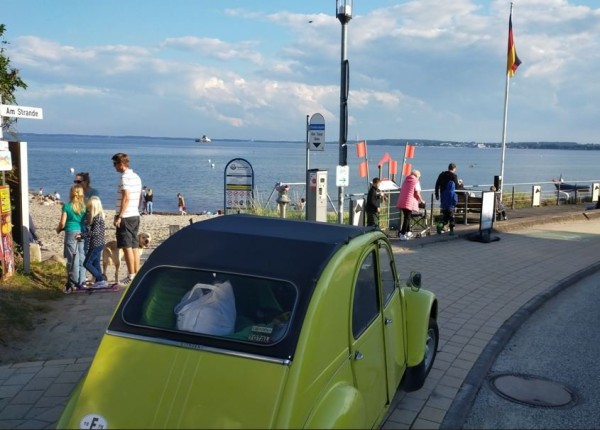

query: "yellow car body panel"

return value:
[57, 335, 288, 429]
[402, 287, 437, 367]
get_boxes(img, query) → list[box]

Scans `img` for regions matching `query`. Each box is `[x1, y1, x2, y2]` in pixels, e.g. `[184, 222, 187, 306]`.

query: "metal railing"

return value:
[255, 178, 600, 226]
[350, 179, 600, 233]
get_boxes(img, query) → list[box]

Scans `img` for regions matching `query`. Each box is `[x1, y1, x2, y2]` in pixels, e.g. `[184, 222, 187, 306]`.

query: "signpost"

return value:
[306, 113, 326, 219]
[0, 100, 44, 276]
[1, 104, 44, 120]
[224, 158, 254, 215]
[308, 113, 325, 151]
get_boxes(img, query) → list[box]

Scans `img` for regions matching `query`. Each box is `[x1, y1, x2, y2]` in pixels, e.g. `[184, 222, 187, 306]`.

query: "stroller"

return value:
[409, 202, 430, 238]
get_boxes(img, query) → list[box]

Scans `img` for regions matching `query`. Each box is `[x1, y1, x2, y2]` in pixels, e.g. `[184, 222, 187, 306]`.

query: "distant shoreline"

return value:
[12, 132, 600, 150]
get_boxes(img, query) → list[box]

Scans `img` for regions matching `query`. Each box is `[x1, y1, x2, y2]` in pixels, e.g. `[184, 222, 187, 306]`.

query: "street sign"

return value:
[0, 104, 44, 120]
[224, 158, 254, 215]
[336, 165, 349, 187]
[308, 113, 325, 151]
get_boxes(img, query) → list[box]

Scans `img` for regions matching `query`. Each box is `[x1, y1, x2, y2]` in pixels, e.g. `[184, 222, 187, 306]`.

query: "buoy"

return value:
[69, 167, 75, 174]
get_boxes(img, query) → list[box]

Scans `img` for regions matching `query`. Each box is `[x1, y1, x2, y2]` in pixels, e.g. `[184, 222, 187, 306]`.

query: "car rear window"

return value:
[121, 267, 297, 346]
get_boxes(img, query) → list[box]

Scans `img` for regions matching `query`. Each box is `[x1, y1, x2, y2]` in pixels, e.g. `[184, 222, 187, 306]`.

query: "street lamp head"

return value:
[336, 0, 353, 23]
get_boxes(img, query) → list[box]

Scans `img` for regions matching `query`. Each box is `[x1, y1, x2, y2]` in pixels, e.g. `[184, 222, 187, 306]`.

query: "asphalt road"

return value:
[462, 270, 600, 429]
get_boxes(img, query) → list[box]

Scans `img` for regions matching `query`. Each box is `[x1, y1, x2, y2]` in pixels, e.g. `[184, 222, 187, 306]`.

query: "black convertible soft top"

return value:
[147, 214, 371, 282]
[110, 215, 375, 360]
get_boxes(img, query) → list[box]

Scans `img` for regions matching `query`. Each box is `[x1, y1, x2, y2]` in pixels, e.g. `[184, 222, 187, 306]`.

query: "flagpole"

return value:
[499, 2, 520, 201]
[499, 72, 511, 200]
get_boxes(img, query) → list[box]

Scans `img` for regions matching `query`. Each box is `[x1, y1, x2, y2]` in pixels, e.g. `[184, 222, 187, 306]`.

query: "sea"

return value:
[20, 134, 600, 214]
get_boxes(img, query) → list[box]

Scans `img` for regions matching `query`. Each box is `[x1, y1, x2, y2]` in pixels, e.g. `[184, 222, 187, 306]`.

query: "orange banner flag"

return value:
[390, 160, 398, 175]
[378, 152, 391, 167]
[402, 162, 412, 176]
[404, 144, 415, 159]
[358, 161, 368, 178]
[356, 141, 367, 158]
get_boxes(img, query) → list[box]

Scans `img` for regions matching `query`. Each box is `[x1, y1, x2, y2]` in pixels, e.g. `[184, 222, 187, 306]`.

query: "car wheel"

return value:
[402, 318, 439, 392]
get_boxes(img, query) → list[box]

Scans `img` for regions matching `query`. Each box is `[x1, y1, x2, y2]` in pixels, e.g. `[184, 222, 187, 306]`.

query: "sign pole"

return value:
[305, 115, 309, 219]
[0, 95, 4, 185]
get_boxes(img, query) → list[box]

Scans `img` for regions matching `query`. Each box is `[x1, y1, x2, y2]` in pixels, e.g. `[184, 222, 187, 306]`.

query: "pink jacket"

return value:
[396, 174, 420, 212]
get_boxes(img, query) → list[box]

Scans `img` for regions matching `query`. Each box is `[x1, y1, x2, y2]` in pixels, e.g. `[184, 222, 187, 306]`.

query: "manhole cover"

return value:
[489, 373, 577, 408]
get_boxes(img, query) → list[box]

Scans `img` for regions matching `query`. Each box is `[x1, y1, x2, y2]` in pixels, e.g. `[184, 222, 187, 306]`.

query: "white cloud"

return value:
[6, 1, 600, 142]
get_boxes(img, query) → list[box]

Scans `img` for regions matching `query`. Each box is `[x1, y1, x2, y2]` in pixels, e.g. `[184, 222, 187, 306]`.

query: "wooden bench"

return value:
[456, 191, 482, 215]
[452, 191, 482, 224]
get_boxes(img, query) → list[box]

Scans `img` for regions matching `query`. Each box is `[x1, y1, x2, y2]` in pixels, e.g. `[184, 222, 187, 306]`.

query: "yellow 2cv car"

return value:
[58, 215, 438, 429]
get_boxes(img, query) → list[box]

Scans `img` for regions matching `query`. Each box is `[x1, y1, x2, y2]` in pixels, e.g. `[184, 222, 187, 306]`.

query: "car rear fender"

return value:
[304, 381, 367, 429]
[56, 379, 84, 429]
[402, 287, 438, 367]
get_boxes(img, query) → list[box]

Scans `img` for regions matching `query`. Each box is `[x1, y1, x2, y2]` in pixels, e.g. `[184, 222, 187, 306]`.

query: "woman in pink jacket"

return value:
[396, 170, 425, 241]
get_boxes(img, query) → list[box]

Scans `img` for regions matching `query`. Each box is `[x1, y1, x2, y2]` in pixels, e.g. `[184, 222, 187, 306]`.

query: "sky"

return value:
[2, 0, 600, 144]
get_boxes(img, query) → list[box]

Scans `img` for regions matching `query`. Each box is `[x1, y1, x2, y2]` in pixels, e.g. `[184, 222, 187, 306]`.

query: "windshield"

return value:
[120, 267, 297, 347]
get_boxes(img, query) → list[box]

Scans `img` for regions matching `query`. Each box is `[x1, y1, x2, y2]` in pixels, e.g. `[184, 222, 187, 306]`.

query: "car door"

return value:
[378, 241, 407, 399]
[350, 250, 389, 425]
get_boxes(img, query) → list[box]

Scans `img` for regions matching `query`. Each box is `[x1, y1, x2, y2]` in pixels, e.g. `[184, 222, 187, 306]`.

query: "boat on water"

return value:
[195, 135, 212, 143]
[552, 181, 590, 192]
[552, 174, 591, 192]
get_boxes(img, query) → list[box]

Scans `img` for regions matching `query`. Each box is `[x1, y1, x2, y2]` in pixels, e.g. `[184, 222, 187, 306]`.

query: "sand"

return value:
[28, 195, 217, 280]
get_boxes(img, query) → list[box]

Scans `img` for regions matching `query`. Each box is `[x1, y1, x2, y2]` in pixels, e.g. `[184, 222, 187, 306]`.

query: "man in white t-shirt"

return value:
[111, 152, 142, 286]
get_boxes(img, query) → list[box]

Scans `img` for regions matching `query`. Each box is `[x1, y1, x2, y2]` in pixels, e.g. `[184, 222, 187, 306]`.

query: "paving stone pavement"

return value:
[1, 205, 599, 429]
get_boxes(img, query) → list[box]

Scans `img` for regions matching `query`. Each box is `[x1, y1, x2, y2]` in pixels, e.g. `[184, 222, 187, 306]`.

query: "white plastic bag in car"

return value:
[174, 280, 236, 335]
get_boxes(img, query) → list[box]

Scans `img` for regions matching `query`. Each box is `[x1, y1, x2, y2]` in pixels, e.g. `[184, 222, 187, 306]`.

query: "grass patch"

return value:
[0, 258, 66, 345]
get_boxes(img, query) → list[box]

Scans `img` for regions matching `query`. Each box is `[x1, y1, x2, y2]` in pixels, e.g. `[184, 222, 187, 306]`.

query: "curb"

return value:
[440, 260, 600, 429]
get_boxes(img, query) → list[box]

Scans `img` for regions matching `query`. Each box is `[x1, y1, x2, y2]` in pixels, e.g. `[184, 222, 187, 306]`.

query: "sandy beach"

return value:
[28, 195, 217, 279]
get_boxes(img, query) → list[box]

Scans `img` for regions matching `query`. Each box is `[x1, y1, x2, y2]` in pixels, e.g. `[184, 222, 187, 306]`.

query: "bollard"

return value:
[276, 183, 290, 219]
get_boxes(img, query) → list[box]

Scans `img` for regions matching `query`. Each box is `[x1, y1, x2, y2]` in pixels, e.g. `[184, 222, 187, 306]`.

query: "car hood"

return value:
[58, 334, 290, 429]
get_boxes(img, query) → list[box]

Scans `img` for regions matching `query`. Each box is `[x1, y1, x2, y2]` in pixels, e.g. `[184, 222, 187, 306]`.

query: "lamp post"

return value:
[336, 0, 352, 224]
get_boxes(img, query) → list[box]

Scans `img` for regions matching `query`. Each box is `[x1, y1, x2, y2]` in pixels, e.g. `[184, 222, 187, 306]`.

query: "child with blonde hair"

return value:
[56, 184, 87, 292]
[78, 196, 108, 288]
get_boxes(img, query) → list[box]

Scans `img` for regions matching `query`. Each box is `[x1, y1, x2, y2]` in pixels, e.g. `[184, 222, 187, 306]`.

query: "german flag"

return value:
[507, 12, 521, 77]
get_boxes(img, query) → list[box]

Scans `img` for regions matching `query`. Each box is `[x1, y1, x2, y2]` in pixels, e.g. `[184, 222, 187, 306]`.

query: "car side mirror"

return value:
[407, 271, 421, 292]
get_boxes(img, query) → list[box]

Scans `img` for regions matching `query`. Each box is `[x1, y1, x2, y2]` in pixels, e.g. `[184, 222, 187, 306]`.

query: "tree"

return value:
[0, 24, 28, 134]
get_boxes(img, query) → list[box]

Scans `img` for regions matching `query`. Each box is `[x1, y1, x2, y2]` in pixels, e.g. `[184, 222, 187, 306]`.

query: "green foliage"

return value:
[0, 259, 65, 344]
[0, 24, 28, 132]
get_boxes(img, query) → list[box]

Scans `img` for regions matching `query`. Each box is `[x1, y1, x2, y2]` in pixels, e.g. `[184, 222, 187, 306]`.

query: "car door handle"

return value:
[354, 351, 364, 361]
[385, 318, 393, 325]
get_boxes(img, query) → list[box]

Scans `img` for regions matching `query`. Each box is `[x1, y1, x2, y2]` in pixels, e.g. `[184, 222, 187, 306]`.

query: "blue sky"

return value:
[3, 0, 600, 143]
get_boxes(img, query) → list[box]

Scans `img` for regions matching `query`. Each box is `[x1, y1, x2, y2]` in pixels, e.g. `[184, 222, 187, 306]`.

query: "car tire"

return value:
[402, 318, 439, 392]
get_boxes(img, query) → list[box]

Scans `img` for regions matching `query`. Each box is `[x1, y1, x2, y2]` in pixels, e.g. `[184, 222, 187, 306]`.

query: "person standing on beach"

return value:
[141, 186, 147, 214]
[74, 172, 99, 200]
[112, 153, 143, 286]
[56, 184, 87, 292]
[145, 188, 154, 215]
[74, 172, 100, 270]
[177, 193, 187, 216]
[78, 196, 107, 288]
[365, 177, 384, 227]
[435, 163, 459, 235]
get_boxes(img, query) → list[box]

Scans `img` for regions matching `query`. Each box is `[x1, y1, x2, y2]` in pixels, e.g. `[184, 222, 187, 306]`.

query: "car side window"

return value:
[378, 242, 397, 304]
[352, 251, 380, 338]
